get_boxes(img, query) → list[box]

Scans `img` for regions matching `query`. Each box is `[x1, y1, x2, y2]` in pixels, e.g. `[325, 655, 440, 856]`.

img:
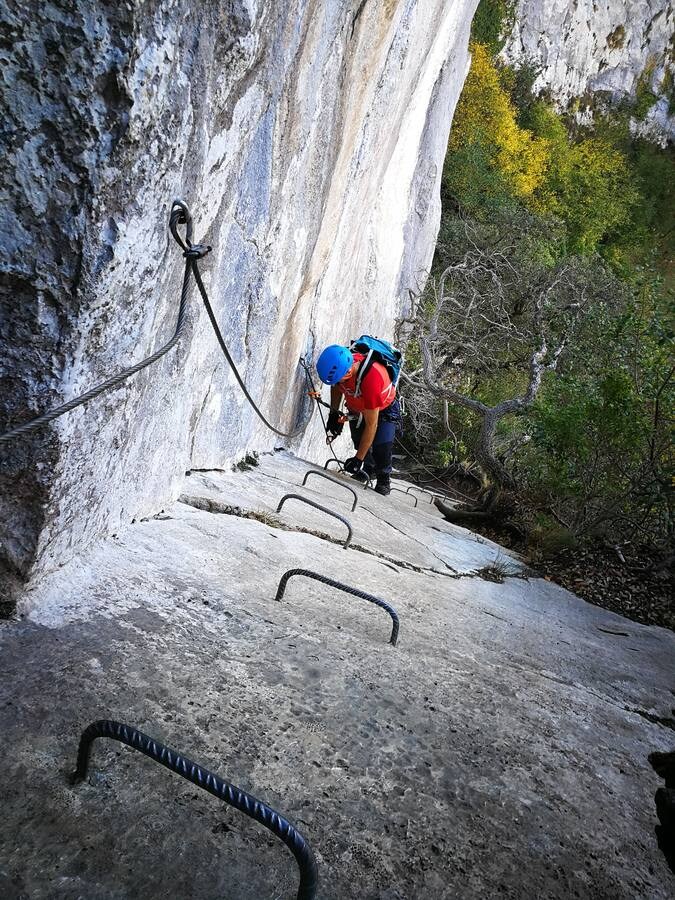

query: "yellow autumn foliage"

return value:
[525, 102, 640, 253]
[448, 42, 548, 200]
[445, 43, 641, 254]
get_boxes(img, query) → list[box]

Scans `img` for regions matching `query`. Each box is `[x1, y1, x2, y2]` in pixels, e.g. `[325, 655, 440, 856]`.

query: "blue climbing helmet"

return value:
[316, 345, 353, 385]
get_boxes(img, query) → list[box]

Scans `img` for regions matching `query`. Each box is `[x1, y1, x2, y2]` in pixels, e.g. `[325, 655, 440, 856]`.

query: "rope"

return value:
[0, 200, 312, 444]
[71, 719, 318, 900]
[299, 357, 344, 471]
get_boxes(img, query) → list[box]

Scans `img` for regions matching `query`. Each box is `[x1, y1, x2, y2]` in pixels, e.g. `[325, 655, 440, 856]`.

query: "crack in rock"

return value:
[177, 492, 536, 587]
[359, 503, 459, 575]
[177, 493, 497, 579]
[627, 707, 675, 731]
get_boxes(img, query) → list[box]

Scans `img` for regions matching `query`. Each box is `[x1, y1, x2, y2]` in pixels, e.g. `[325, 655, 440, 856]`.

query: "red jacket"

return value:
[338, 353, 396, 413]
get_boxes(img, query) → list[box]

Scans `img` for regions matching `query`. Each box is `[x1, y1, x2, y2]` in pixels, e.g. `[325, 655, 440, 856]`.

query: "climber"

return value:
[315, 344, 402, 496]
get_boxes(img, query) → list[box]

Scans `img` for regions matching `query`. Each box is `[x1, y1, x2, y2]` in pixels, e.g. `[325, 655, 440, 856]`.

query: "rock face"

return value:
[503, 0, 675, 142]
[0, 0, 478, 600]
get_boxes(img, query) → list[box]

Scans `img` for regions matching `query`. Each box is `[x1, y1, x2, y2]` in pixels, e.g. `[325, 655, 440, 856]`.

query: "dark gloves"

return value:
[327, 409, 344, 437]
[344, 456, 364, 475]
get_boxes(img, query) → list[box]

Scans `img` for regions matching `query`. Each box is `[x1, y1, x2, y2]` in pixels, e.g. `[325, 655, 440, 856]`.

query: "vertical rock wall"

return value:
[0, 0, 478, 600]
[503, 0, 674, 142]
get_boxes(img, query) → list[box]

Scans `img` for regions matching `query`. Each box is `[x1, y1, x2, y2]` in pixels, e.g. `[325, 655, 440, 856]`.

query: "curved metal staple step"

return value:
[275, 568, 399, 646]
[323, 458, 343, 472]
[70, 719, 318, 900]
[276, 494, 353, 549]
[391, 487, 417, 506]
[301, 469, 358, 511]
[406, 485, 435, 503]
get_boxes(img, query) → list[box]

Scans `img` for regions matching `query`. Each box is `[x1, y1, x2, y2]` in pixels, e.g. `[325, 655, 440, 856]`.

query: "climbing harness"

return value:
[71, 719, 318, 900]
[276, 494, 353, 549]
[301, 469, 358, 511]
[0, 200, 311, 444]
[274, 568, 399, 646]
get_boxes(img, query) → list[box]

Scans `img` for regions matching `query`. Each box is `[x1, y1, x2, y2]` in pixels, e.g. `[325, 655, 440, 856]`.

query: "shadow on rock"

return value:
[649, 750, 675, 874]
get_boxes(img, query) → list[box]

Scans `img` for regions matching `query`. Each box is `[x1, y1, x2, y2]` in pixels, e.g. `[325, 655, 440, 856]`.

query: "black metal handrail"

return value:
[301, 470, 358, 511]
[70, 719, 318, 900]
[276, 494, 353, 549]
[275, 569, 399, 646]
[391, 487, 417, 506]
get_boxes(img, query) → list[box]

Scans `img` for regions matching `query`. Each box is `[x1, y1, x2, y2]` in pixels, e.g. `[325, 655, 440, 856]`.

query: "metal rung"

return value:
[276, 494, 353, 549]
[70, 719, 318, 900]
[406, 485, 435, 503]
[275, 568, 399, 646]
[301, 470, 358, 511]
[391, 487, 417, 506]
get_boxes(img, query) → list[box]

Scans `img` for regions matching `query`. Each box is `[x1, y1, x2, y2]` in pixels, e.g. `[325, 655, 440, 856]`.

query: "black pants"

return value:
[349, 399, 401, 481]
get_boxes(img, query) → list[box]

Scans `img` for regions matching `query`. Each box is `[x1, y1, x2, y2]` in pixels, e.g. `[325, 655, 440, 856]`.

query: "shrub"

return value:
[415, 35, 674, 552]
[518, 291, 673, 545]
[471, 0, 516, 54]
[444, 43, 549, 212]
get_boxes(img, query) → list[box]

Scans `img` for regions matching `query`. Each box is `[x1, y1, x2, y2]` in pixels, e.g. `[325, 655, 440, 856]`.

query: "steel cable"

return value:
[299, 357, 344, 470]
[188, 256, 309, 439]
[71, 719, 318, 900]
[0, 204, 196, 444]
[0, 200, 313, 444]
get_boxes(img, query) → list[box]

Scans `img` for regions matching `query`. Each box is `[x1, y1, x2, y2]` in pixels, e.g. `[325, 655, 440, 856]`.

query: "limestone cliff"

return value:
[503, 0, 674, 142]
[0, 0, 478, 600]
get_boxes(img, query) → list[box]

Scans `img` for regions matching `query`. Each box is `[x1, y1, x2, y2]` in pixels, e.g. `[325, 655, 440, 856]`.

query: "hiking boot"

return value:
[374, 478, 391, 496]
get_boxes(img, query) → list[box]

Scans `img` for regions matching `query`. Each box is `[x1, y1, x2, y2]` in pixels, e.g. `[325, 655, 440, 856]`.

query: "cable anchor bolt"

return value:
[184, 243, 212, 260]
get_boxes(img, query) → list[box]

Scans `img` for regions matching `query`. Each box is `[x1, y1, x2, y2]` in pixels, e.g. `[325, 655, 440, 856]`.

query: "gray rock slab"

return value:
[181, 451, 524, 576]
[1, 454, 674, 899]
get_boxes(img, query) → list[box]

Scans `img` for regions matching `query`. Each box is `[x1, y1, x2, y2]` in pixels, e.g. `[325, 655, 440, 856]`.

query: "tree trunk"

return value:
[474, 409, 516, 488]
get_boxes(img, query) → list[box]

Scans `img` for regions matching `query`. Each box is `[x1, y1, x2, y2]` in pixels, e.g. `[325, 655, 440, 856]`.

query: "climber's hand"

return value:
[326, 409, 345, 444]
[343, 456, 364, 475]
[327, 409, 344, 438]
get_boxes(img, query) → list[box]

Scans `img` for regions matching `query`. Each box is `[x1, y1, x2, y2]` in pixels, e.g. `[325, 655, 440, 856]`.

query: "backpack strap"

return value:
[392, 351, 403, 389]
[354, 349, 374, 398]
